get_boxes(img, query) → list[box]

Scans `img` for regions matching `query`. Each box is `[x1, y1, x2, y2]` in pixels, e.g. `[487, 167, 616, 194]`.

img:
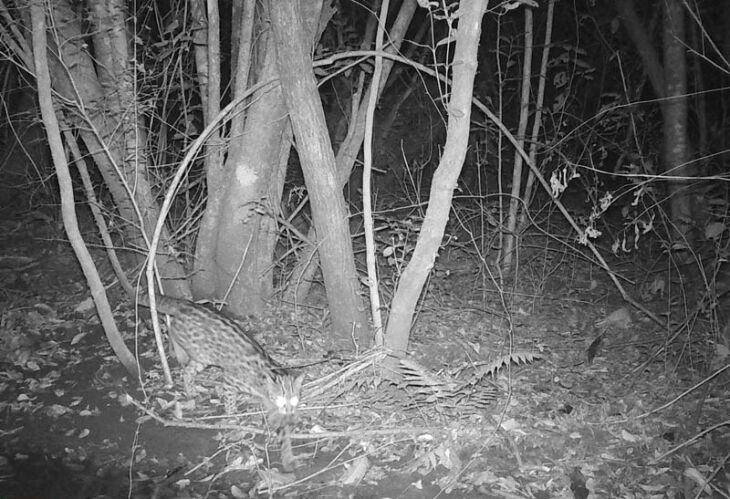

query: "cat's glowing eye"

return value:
[275, 395, 286, 408]
[290, 396, 299, 407]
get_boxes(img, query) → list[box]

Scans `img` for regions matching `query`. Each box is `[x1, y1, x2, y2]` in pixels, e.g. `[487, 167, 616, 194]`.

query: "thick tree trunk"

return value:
[193, 1, 328, 315]
[30, 0, 139, 378]
[270, 0, 367, 343]
[46, 0, 188, 298]
[210, 32, 287, 314]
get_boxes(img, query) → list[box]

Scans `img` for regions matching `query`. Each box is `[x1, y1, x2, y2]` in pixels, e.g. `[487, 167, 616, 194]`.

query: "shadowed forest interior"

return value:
[0, 0, 728, 497]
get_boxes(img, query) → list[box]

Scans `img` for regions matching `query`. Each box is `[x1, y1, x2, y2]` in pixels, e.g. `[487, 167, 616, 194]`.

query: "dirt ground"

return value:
[1, 211, 729, 498]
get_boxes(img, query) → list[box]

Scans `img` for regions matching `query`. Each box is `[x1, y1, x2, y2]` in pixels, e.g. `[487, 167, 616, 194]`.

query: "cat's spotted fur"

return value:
[142, 295, 303, 419]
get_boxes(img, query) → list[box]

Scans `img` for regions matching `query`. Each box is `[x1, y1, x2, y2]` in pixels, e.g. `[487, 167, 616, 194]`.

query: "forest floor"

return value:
[1, 210, 729, 499]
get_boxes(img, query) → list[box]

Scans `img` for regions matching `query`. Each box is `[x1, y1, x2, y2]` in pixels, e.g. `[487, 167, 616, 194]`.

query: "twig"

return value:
[634, 364, 730, 420]
[304, 348, 387, 399]
[691, 449, 730, 499]
[651, 419, 730, 463]
[125, 394, 442, 440]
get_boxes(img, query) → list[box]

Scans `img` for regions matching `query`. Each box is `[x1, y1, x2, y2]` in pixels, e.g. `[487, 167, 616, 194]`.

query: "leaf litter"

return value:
[1, 228, 729, 497]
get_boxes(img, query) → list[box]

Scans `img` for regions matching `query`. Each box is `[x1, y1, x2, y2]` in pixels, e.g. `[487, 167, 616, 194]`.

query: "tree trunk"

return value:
[383, 0, 488, 358]
[30, 0, 139, 378]
[193, 1, 330, 316]
[45, 0, 189, 298]
[617, 0, 696, 248]
[334, 0, 418, 184]
[210, 30, 286, 313]
[190, 0, 226, 300]
[662, 0, 695, 247]
[501, 6, 534, 270]
[616, 0, 666, 99]
[285, 0, 418, 306]
[270, 0, 367, 343]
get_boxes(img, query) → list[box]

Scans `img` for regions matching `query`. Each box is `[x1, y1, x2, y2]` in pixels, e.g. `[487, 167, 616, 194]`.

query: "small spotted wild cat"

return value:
[141, 295, 303, 419]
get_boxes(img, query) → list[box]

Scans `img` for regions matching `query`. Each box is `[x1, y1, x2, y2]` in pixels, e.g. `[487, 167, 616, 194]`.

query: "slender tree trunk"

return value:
[663, 0, 695, 246]
[501, 7, 534, 269]
[616, 0, 666, 100]
[30, 0, 139, 378]
[190, 0, 226, 299]
[191, 0, 209, 116]
[270, 0, 367, 343]
[334, 0, 418, 184]
[285, 0, 418, 306]
[43, 0, 189, 298]
[722, 3, 730, 162]
[516, 0, 555, 237]
[384, 0, 488, 357]
[617, 0, 696, 248]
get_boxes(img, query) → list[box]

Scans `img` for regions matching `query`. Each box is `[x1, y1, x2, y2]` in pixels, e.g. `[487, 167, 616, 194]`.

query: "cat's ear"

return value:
[293, 373, 305, 391]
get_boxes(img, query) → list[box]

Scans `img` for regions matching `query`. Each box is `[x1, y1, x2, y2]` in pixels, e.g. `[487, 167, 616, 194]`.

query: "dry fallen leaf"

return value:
[340, 455, 370, 485]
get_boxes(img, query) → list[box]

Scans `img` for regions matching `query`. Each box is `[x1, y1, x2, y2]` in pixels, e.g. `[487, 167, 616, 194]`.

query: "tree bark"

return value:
[616, 0, 666, 100]
[30, 0, 139, 378]
[501, 6, 534, 270]
[210, 23, 286, 313]
[190, 0, 226, 299]
[286, 0, 418, 305]
[44, 0, 189, 298]
[270, 0, 367, 343]
[617, 0, 696, 248]
[662, 0, 695, 246]
[193, 1, 330, 315]
[383, 0, 488, 357]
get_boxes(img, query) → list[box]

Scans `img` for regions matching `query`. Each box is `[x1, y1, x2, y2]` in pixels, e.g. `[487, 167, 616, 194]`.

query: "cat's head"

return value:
[266, 373, 304, 417]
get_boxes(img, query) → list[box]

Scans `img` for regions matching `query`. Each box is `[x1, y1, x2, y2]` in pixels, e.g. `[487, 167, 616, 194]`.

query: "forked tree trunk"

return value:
[40, 0, 189, 298]
[30, 0, 139, 378]
[191, 0, 331, 316]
